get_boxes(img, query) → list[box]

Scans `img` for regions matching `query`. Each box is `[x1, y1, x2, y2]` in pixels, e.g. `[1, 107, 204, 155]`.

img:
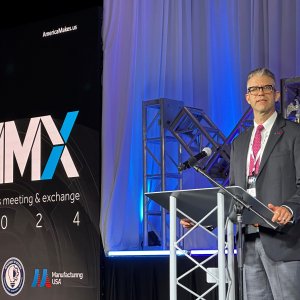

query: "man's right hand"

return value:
[180, 218, 195, 228]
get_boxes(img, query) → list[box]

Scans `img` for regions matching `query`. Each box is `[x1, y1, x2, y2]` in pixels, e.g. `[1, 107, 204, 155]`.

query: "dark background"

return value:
[0, 4, 104, 299]
[0, 0, 103, 30]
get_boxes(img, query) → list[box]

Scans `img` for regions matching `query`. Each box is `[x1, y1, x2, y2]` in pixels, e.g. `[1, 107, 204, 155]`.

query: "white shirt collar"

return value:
[253, 111, 277, 132]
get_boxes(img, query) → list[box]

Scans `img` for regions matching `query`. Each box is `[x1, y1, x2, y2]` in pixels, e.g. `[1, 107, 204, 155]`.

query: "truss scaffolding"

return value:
[143, 99, 253, 248]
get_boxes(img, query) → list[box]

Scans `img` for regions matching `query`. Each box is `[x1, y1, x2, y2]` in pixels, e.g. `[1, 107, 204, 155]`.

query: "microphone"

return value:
[178, 147, 212, 171]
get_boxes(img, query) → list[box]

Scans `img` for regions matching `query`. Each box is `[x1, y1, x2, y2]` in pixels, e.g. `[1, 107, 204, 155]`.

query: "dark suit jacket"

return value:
[229, 113, 300, 261]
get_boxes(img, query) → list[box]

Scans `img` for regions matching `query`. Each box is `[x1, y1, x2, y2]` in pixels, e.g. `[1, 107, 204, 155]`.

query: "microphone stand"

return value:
[190, 163, 276, 300]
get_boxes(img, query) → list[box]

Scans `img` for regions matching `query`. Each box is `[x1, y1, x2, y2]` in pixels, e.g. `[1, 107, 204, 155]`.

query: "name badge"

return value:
[247, 175, 257, 198]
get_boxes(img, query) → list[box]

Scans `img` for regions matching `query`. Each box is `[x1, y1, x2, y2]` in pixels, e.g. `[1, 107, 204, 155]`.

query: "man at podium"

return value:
[182, 67, 300, 300]
[229, 67, 300, 299]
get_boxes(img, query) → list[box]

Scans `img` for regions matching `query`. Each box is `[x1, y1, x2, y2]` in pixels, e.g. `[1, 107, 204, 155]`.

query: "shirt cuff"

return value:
[281, 205, 294, 222]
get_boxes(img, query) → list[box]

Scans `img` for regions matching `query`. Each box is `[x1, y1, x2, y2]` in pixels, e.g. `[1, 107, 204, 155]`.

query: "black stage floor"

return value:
[103, 254, 220, 300]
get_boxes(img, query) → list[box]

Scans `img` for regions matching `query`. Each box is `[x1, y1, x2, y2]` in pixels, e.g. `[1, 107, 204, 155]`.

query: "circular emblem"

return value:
[1, 257, 25, 296]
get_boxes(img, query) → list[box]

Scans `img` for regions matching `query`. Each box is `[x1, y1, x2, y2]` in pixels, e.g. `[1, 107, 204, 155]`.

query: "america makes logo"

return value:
[1, 257, 25, 296]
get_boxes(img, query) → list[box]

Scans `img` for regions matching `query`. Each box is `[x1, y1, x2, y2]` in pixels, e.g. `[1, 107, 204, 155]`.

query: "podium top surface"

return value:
[145, 186, 277, 229]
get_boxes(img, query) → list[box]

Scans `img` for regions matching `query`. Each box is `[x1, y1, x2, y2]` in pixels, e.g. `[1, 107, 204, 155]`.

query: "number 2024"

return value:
[0, 211, 80, 229]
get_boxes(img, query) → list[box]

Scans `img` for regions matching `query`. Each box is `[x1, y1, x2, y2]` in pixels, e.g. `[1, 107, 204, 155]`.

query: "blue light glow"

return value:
[107, 249, 237, 257]
[140, 188, 144, 222]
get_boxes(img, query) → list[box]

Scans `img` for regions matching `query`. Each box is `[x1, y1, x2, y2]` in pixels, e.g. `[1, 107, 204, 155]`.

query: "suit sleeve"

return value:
[284, 128, 300, 222]
[229, 140, 235, 186]
[228, 140, 238, 223]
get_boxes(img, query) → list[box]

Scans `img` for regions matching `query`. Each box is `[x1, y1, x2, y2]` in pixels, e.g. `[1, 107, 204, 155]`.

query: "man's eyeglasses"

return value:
[247, 84, 275, 95]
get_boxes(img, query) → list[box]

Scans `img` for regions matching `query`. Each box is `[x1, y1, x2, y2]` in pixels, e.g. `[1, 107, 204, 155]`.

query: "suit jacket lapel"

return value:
[240, 127, 253, 186]
[258, 114, 285, 177]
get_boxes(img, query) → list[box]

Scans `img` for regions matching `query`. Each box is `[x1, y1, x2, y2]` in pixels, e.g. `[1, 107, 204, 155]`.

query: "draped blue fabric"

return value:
[101, 0, 300, 252]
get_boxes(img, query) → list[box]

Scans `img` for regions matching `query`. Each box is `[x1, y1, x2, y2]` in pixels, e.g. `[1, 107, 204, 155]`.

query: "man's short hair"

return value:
[247, 67, 276, 87]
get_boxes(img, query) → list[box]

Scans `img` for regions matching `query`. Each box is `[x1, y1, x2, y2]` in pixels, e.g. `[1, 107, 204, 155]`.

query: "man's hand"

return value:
[180, 218, 194, 229]
[268, 203, 292, 225]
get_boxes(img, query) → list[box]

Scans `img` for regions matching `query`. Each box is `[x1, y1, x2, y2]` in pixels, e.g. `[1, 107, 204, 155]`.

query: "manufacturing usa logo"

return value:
[31, 269, 51, 288]
[1, 257, 25, 296]
[31, 269, 83, 287]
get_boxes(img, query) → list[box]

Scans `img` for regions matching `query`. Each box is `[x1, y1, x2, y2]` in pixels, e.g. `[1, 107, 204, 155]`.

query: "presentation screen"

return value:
[0, 7, 102, 300]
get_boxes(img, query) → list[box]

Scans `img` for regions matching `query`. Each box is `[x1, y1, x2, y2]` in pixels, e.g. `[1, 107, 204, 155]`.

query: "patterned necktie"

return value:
[249, 124, 264, 175]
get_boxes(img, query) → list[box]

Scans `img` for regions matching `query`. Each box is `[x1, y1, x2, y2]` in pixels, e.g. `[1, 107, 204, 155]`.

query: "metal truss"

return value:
[143, 99, 253, 248]
[142, 98, 184, 249]
[169, 106, 253, 186]
[168, 107, 230, 185]
[281, 76, 300, 123]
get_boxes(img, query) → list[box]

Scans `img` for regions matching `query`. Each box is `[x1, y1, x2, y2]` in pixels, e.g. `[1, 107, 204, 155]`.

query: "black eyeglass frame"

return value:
[247, 84, 275, 95]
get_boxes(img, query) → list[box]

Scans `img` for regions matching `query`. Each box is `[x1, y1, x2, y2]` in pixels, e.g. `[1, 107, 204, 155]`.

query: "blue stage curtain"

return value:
[101, 0, 300, 252]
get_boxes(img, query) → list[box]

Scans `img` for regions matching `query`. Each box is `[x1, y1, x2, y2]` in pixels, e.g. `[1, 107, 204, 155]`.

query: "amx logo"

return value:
[0, 111, 79, 183]
[31, 269, 51, 288]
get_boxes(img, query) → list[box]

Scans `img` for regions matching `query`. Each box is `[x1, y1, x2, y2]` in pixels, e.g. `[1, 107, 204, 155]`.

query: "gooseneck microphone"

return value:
[178, 147, 212, 171]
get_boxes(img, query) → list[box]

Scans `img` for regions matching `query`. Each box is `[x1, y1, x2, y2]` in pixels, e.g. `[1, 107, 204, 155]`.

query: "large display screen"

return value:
[0, 7, 102, 300]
